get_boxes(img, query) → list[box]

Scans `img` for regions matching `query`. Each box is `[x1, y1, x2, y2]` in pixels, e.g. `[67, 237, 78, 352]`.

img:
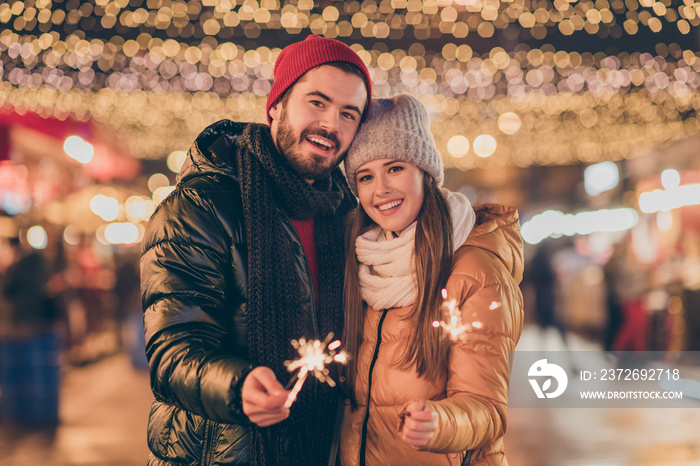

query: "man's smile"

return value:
[306, 135, 335, 152]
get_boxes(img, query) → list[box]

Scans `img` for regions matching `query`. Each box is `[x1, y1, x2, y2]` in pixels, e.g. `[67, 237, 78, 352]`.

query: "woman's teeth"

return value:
[378, 200, 402, 211]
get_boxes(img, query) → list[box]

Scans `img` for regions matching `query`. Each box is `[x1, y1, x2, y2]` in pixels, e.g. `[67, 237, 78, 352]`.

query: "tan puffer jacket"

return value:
[340, 204, 524, 466]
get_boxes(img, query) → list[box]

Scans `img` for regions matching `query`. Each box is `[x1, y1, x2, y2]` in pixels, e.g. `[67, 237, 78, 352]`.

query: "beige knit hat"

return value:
[344, 93, 443, 194]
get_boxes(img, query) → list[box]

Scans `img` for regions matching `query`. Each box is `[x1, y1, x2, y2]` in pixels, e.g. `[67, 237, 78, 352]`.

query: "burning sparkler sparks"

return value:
[432, 289, 497, 342]
[283, 332, 348, 408]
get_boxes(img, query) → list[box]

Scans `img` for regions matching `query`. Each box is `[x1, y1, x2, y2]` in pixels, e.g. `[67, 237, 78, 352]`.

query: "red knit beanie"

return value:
[266, 35, 372, 124]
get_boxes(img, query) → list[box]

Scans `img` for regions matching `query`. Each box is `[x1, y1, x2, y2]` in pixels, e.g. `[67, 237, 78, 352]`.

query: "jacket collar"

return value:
[177, 119, 251, 184]
[464, 203, 524, 284]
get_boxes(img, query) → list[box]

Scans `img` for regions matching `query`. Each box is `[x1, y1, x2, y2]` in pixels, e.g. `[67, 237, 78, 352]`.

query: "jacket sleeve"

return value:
[140, 183, 254, 425]
[420, 252, 523, 454]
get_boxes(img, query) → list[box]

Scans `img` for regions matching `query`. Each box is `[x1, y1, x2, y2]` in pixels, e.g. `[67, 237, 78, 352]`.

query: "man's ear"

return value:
[269, 102, 281, 122]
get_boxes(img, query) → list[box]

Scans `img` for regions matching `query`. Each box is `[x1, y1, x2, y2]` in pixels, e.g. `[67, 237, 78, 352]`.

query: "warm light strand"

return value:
[1, 1, 698, 167]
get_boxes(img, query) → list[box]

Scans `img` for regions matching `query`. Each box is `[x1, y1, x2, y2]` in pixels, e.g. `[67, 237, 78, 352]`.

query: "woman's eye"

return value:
[388, 165, 403, 173]
[358, 175, 372, 183]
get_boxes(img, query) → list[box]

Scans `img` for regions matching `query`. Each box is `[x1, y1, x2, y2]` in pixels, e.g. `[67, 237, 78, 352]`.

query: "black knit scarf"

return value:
[234, 123, 355, 466]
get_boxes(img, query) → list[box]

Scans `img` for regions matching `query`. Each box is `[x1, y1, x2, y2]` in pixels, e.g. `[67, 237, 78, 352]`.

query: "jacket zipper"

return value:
[201, 419, 215, 466]
[359, 308, 389, 466]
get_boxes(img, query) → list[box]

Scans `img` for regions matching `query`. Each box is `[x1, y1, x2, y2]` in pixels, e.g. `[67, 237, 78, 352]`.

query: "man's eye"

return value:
[342, 112, 356, 120]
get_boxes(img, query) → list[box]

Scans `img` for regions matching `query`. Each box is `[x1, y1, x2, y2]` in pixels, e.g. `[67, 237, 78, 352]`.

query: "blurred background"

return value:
[1, 0, 700, 464]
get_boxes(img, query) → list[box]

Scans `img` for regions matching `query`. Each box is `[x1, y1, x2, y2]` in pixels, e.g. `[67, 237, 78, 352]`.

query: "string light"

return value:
[0, 1, 698, 169]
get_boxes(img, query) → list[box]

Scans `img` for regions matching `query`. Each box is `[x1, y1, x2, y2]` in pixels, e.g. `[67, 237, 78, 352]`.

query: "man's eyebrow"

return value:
[306, 91, 362, 115]
[306, 90, 331, 102]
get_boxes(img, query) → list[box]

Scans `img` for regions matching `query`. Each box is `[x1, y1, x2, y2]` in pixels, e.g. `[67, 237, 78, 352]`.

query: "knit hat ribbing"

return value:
[266, 35, 372, 124]
[344, 94, 443, 194]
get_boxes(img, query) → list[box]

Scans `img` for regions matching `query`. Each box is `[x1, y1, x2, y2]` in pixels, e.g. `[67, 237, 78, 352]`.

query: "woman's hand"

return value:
[398, 401, 438, 448]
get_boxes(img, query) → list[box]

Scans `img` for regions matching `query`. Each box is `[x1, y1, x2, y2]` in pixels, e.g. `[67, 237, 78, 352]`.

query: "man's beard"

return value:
[274, 106, 344, 180]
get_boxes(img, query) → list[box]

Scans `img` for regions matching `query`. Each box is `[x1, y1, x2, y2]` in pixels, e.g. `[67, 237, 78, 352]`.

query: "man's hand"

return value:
[241, 366, 290, 427]
[399, 401, 438, 448]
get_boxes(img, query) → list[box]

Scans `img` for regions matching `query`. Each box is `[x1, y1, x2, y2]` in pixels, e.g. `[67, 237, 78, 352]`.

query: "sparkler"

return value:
[283, 332, 348, 409]
[432, 289, 498, 342]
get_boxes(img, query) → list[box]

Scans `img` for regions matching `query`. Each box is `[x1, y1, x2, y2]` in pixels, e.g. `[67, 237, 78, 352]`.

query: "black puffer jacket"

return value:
[141, 120, 321, 465]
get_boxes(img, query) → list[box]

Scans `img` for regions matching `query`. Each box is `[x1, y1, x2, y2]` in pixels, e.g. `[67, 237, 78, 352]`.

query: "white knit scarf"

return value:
[356, 189, 476, 310]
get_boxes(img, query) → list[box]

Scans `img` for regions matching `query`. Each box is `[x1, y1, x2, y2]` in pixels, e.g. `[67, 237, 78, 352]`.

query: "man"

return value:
[140, 35, 371, 466]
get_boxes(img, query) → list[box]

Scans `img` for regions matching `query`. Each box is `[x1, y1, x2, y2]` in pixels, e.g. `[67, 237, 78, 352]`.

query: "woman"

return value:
[340, 94, 524, 466]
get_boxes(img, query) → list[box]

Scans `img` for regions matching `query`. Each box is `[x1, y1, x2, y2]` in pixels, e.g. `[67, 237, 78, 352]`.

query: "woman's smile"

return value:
[356, 159, 424, 234]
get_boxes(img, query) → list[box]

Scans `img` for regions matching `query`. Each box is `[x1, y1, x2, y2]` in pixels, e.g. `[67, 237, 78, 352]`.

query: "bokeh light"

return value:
[63, 136, 94, 164]
[661, 169, 681, 190]
[89, 194, 120, 221]
[148, 173, 170, 193]
[0, 1, 696, 171]
[473, 134, 497, 158]
[521, 208, 639, 244]
[497, 112, 522, 135]
[26, 225, 48, 250]
[447, 135, 470, 159]
[167, 150, 187, 173]
[584, 162, 620, 196]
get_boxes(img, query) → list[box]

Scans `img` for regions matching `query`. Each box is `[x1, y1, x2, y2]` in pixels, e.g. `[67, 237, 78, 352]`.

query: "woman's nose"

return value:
[374, 175, 390, 195]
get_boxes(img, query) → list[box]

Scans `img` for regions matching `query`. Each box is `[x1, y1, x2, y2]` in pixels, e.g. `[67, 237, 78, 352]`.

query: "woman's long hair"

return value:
[342, 172, 454, 406]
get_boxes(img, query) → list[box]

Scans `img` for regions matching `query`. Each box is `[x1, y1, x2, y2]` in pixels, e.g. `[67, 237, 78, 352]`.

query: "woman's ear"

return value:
[424, 170, 436, 186]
